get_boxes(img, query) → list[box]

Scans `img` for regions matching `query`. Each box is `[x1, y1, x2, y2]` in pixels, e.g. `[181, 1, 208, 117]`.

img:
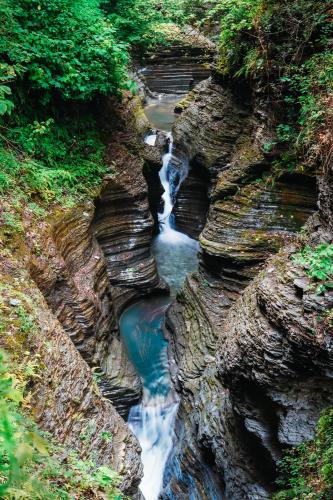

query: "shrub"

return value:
[0, 0, 130, 102]
[274, 409, 333, 499]
[292, 244, 333, 294]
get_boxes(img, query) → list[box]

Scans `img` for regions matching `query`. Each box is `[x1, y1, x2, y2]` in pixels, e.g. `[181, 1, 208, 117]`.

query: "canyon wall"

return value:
[27, 96, 166, 420]
[163, 77, 332, 498]
[0, 95, 166, 495]
[0, 252, 143, 495]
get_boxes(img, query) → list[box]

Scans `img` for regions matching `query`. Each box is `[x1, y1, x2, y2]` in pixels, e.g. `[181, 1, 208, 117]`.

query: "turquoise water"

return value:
[119, 295, 172, 398]
[120, 295, 178, 500]
[119, 96, 199, 500]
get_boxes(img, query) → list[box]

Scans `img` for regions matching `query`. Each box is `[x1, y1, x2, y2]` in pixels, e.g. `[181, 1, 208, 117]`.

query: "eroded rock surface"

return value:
[0, 256, 143, 496]
[162, 75, 329, 499]
[93, 97, 166, 314]
[140, 31, 214, 95]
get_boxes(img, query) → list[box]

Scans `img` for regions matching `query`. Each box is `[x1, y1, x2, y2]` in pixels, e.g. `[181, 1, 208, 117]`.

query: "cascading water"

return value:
[120, 297, 179, 500]
[153, 134, 199, 291]
[120, 96, 199, 500]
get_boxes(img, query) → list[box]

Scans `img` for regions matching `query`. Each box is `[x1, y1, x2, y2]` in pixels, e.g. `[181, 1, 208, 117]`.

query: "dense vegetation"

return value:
[0, 0, 186, 240]
[0, 351, 122, 499]
[274, 409, 333, 499]
[0, 0, 126, 238]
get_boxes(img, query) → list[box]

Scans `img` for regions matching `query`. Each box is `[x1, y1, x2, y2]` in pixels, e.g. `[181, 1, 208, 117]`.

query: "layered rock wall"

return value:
[163, 76, 328, 498]
[0, 254, 143, 496]
[140, 32, 215, 95]
[27, 96, 167, 419]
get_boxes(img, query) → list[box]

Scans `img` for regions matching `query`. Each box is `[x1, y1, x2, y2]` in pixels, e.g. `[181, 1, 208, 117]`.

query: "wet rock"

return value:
[140, 34, 214, 95]
[0, 255, 143, 496]
[33, 306, 143, 496]
[93, 97, 166, 314]
[164, 75, 323, 498]
[200, 177, 317, 292]
[172, 78, 259, 183]
[172, 164, 210, 239]
[28, 97, 167, 418]
[142, 144, 164, 233]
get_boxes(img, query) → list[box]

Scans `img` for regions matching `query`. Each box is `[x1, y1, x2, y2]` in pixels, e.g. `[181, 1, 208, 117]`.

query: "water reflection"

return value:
[144, 95, 182, 132]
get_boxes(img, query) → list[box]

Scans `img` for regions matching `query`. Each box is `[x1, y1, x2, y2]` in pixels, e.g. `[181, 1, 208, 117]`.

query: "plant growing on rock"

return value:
[292, 244, 333, 295]
[0, 351, 123, 499]
[275, 409, 333, 499]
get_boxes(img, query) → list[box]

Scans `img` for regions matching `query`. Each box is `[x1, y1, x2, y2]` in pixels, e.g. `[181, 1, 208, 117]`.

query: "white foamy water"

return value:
[126, 127, 198, 500]
[128, 393, 179, 500]
[145, 132, 157, 146]
[158, 134, 174, 234]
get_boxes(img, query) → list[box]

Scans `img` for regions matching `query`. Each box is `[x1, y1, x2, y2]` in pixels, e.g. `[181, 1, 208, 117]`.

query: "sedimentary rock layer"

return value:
[172, 78, 262, 182]
[163, 76, 325, 498]
[0, 255, 143, 495]
[93, 97, 165, 314]
[140, 33, 214, 95]
[28, 96, 165, 417]
[173, 164, 210, 239]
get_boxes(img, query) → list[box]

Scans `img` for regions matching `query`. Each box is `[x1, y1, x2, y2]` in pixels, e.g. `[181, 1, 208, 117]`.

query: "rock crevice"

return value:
[162, 75, 329, 499]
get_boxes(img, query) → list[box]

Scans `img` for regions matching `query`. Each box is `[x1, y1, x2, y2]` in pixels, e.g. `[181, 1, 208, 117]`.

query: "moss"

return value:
[0, 251, 124, 499]
[174, 89, 196, 113]
[274, 409, 333, 499]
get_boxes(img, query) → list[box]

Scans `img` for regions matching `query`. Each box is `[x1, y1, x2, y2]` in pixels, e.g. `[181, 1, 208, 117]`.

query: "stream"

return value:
[119, 94, 199, 499]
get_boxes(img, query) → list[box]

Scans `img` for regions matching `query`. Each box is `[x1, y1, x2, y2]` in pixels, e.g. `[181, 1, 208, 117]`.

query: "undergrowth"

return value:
[192, 0, 332, 174]
[1, 118, 108, 196]
[292, 244, 333, 295]
[274, 409, 333, 500]
[0, 115, 110, 241]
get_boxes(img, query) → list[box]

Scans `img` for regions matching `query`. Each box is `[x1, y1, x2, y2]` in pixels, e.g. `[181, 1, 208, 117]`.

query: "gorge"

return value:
[0, 2, 332, 499]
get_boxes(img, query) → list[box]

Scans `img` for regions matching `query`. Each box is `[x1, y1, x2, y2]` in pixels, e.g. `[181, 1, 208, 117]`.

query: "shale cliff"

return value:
[0, 95, 166, 495]
[163, 77, 332, 499]
[0, 251, 142, 495]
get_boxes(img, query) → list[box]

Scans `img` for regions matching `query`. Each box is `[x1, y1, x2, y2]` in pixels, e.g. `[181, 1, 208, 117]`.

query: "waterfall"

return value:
[128, 394, 179, 500]
[145, 133, 157, 146]
[158, 133, 175, 235]
[121, 124, 199, 499]
[121, 296, 179, 500]
[157, 133, 193, 244]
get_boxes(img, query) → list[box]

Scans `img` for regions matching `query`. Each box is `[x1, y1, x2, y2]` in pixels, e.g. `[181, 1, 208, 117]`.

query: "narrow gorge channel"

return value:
[1, 3, 331, 500]
[120, 95, 199, 499]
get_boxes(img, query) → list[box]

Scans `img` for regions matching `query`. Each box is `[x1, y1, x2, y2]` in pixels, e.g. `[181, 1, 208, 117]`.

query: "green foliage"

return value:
[292, 244, 333, 295]
[216, 0, 263, 76]
[103, 0, 188, 51]
[0, 0, 131, 101]
[0, 85, 14, 116]
[101, 431, 113, 443]
[0, 351, 123, 499]
[274, 409, 333, 499]
[214, 0, 332, 170]
[0, 116, 108, 207]
[0, 0, 199, 233]
[0, 61, 16, 116]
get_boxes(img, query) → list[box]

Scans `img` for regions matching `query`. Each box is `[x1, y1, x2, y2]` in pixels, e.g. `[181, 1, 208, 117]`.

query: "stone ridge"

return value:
[93, 97, 167, 314]
[172, 78, 258, 182]
[162, 76, 324, 498]
[0, 254, 143, 495]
